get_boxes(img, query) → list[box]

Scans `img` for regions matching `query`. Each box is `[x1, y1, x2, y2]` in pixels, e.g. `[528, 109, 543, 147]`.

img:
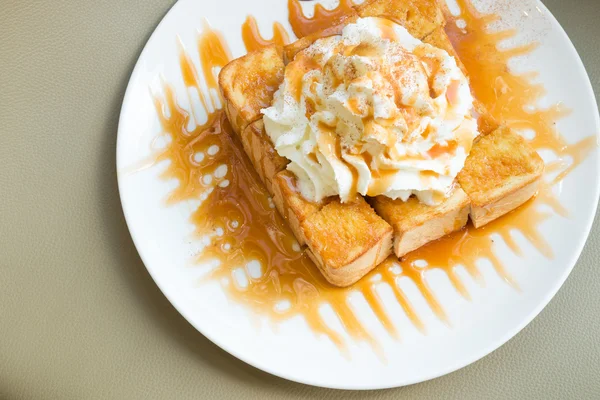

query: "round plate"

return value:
[117, 0, 600, 390]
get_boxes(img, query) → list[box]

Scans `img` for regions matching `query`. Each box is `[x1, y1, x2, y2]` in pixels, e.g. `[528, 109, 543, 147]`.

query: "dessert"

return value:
[218, 0, 544, 287]
[458, 126, 545, 228]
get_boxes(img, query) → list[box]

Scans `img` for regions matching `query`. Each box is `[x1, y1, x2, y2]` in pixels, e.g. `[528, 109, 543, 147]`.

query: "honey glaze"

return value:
[242, 16, 290, 52]
[287, 0, 356, 38]
[147, 1, 596, 353]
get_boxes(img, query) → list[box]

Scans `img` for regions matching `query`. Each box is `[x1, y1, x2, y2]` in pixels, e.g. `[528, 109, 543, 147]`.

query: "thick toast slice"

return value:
[303, 197, 393, 287]
[271, 170, 393, 286]
[371, 188, 470, 258]
[241, 120, 288, 195]
[271, 170, 323, 246]
[219, 45, 284, 135]
[458, 126, 544, 228]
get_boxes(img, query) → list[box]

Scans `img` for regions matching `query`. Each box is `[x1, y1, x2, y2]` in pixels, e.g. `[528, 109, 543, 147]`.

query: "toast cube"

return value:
[458, 126, 544, 228]
[356, 0, 444, 39]
[370, 189, 470, 258]
[241, 120, 289, 194]
[271, 170, 324, 246]
[218, 45, 284, 135]
[303, 197, 393, 287]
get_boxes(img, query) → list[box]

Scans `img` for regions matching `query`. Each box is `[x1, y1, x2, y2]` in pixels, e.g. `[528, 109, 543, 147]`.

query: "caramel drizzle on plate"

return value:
[446, 0, 596, 184]
[287, 0, 356, 38]
[144, 1, 595, 353]
[241, 16, 290, 52]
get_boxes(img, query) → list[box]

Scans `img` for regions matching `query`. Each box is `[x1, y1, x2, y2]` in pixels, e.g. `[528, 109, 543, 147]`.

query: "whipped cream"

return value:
[262, 17, 479, 205]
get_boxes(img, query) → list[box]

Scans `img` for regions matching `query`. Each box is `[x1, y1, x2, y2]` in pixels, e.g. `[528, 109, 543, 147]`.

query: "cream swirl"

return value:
[262, 17, 479, 204]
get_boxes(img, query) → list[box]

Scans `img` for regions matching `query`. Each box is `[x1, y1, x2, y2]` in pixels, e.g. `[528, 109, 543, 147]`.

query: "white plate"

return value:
[117, 0, 600, 390]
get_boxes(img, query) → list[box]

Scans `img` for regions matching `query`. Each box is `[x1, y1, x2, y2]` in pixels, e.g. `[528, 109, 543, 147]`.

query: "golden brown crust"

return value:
[241, 120, 289, 194]
[218, 45, 285, 134]
[468, 180, 541, 228]
[302, 197, 393, 286]
[271, 171, 324, 246]
[458, 126, 544, 207]
[371, 188, 470, 257]
[271, 172, 393, 286]
[305, 230, 392, 287]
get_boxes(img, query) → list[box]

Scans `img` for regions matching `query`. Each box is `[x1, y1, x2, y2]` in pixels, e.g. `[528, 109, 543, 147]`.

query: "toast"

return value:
[303, 197, 393, 287]
[371, 188, 470, 258]
[270, 170, 392, 286]
[458, 126, 544, 228]
[241, 120, 288, 195]
[271, 170, 323, 246]
[218, 0, 544, 286]
[219, 45, 284, 135]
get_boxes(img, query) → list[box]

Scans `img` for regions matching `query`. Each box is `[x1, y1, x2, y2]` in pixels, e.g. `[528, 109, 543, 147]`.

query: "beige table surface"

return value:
[1, 0, 599, 398]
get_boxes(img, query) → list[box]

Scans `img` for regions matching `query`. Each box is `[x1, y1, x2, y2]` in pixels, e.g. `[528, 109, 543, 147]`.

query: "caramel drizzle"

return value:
[242, 16, 290, 52]
[145, 2, 596, 353]
[445, 0, 596, 181]
[287, 0, 356, 38]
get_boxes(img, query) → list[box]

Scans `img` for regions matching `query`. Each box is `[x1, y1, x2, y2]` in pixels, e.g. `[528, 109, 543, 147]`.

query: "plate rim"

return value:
[116, 0, 600, 390]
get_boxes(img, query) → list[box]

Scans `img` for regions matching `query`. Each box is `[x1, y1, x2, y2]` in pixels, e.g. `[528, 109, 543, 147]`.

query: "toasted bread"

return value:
[271, 170, 323, 246]
[219, 2, 544, 287]
[219, 45, 284, 135]
[241, 120, 289, 195]
[458, 126, 544, 227]
[271, 171, 393, 287]
[356, 0, 444, 39]
[303, 197, 393, 287]
[371, 188, 470, 257]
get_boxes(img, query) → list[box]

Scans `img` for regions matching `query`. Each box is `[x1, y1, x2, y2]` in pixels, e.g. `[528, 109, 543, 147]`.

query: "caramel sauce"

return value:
[285, 52, 321, 101]
[428, 141, 458, 158]
[288, 0, 356, 38]
[445, 0, 595, 178]
[145, 1, 595, 353]
[241, 16, 289, 53]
